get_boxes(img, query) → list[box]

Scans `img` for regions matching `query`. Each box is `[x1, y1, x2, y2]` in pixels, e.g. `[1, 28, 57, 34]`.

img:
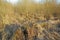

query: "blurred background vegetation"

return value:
[0, 0, 60, 40]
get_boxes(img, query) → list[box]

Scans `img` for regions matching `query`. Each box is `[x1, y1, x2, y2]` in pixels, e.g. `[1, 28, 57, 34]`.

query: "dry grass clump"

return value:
[0, 9, 60, 40]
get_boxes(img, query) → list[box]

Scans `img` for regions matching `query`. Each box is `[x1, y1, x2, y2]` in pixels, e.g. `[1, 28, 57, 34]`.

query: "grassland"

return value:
[0, 0, 60, 40]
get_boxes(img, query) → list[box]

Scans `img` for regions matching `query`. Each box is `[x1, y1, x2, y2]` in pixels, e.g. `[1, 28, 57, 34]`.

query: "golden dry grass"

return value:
[0, 0, 60, 40]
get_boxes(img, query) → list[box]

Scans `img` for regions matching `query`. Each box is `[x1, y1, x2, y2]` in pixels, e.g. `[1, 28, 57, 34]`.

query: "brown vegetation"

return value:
[0, 0, 60, 40]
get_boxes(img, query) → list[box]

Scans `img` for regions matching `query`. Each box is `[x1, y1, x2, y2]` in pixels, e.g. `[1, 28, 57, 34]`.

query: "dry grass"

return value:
[0, 1, 60, 40]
